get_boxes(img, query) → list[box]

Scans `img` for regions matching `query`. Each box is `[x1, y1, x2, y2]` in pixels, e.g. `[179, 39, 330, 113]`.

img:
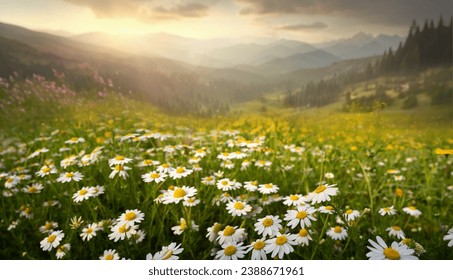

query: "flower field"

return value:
[1, 103, 452, 260]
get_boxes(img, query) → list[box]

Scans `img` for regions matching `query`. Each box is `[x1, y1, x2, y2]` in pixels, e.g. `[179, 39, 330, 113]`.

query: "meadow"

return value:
[1, 76, 452, 260]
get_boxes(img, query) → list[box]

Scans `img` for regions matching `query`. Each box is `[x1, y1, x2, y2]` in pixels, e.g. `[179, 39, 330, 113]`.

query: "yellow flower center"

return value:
[325, 206, 334, 211]
[223, 226, 235, 236]
[383, 248, 401, 260]
[105, 254, 114, 260]
[334, 226, 342, 233]
[314, 185, 326, 193]
[118, 224, 128, 233]
[143, 160, 153, 165]
[275, 235, 288, 245]
[44, 222, 53, 230]
[206, 176, 213, 181]
[221, 180, 229, 186]
[345, 209, 353, 215]
[224, 245, 237, 256]
[86, 228, 93, 234]
[79, 189, 88, 196]
[383, 207, 391, 212]
[173, 188, 187, 198]
[299, 228, 309, 237]
[222, 152, 229, 157]
[6, 178, 13, 183]
[180, 219, 187, 230]
[264, 184, 273, 189]
[253, 240, 265, 250]
[42, 167, 51, 173]
[125, 212, 136, 221]
[28, 186, 37, 193]
[296, 211, 307, 219]
[176, 167, 185, 173]
[392, 226, 401, 231]
[115, 156, 124, 161]
[65, 172, 74, 178]
[234, 202, 244, 210]
[162, 163, 170, 168]
[262, 218, 274, 227]
[408, 206, 417, 210]
[395, 188, 404, 197]
[71, 137, 78, 141]
[151, 173, 160, 179]
[186, 197, 195, 203]
[47, 234, 56, 243]
[290, 195, 299, 201]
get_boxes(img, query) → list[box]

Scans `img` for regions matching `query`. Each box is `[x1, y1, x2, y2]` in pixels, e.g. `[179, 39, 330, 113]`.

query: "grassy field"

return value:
[1, 78, 452, 260]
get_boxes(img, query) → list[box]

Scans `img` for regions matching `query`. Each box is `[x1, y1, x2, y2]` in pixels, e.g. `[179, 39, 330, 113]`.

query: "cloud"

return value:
[62, 0, 210, 21]
[276, 22, 328, 32]
[236, 0, 453, 25]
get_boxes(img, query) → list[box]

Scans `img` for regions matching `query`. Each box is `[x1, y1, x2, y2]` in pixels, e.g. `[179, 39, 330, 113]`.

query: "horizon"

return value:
[0, 0, 451, 44]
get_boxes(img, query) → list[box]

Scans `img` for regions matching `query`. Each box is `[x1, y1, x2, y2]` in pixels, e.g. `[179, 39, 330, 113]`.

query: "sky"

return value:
[0, 0, 451, 43]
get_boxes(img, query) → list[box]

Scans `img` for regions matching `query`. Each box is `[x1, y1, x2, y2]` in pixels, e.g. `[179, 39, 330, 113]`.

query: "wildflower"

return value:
[226, 200, 252, 217]
[129, 230, 146, 244]
[80, 223, 100, 241]
[395, 188, 404, 197]
[318, 205, 335, 214]
[243, 181, 258, 192]
[294, 228, 313, 246]
[65, 137, 85, 144]
[264, 233, 297, 259]
[400, 239, 425, 256]
[402, 206, 422, 217]
[201, 175, 216, 186]
[100, 249, 120, 260]
[282, 194, 306, 207]
[22, 183, 44, 194]
[183, 196, 200, 207]
[70, 216, 84, 229]
[56, 244, 70, 259]
[108, 223, 138, 242]
[254, 215, 282, 238]
[379, 206, 397, 216]
[117, 209, 145, 226]
[284, 205, 317, 229]
[344, 209, 360, 221]
[162, 186, 197, 204]
[56, 171, 83, 183]
[142, 171, 167, 183]
[257, 183, 279, 195]
[307, 184, 338, 204]
[171, 218, 198, 235]
[217, 226, 246, 245]
[72, 187, 94, 203]
[217, 178, 241, 191]
[109, 155, 133, 166]
[168, 166, 193, 179]
[149, 243, 184, 260]
[109, 165, 130, 179]
[246, 239, 267, 260]
[36, 164, 57, 177]
[19, 205, 33, 219]
[138, 159, 159, 167]
[215, 242, 247, 260]
[28, 147, 49, 159]
[40, 230, 64, 251]
[60, 155, 78, 169]
[206, 222, 223, 243]
[326, 226, 348, 240]
[156, 163, 172, 173]
[387, 226, 405, 239]
[443, 227, 453, 247]
[324, 172, 335, 179]
[366, 236, 418, 260]
[88, 185, 104, 197]
[39, 221, 58, 234]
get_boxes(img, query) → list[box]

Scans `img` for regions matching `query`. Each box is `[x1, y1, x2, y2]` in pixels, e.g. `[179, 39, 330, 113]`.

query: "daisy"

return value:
[183, 196, 200, 207]
[108, 223, 138, 242]
[36, 164, 57, 177]
[168, 166, 193, 179]
[324, 172, 335, 179]
[226, 200, 252, 217]
[217, 226, 246, 245]
[402, 206, 422, 217]
[243, 181, 258, 192]
[39, 221, 58, 234]
[88, 185, 105, 197]
[22, 183, 44, 194]
[257, 183, 279, 195]
[171, 218, 198, 235]
[109, 155, 133, 166]
[65, 137, 85, 144]
[109, 165, 131, 179]
[194, 148, 207, 158]
[100, 249, 120, 260]
[282, 194, 306, 207]
[387, 226, 405, 239]
[4, 175, 20, 188]
[80, 223, 100, 241]
[206, 222, 223, 243]
[152, 243, 184, 260]
[156, 163, 172, 173]
[326, 226, 348, 240]
[294, 228, 313, 246]
[217, 152, 233, 161]
[377, 206, 395, 216]
[284, 205, 317, 229]
[254, 215, 282, 238]
[162, 186, 197, 204]
[318, 205, 335, 214]
[40, 230, 64, 251]
[56, 243, 70, 259]
[247, 239, 268, 260]
[60, 156, 78, 169]
[217, 178, 241, 191]
[366, 236, 418, 260]
[130, 230, 146, 244]
[72, 187, 94, 203]
[215, 242, 247, 260]
[137, 159, 159, 168]
[264, 232, 298, 259]
[117, 209, 145, 226]
[28, 147, 49, 159]
[344, 209, 360, 221]
[56, 171, 83, 183]
[201, 175, 216, 186]
[307, 184, 338, 204]
[443, 227, 453, 247]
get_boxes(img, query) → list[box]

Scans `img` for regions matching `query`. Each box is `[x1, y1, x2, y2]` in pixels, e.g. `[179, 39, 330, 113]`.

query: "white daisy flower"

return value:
[402, 206, 422, 217]
[282, 194, 306, 207]
[294, 228, 313, 246]
[162, 186, 197, 204]
[307, 184, 338, 204]
[443, 227, 453, 247]
[72, 187, 94, 203]
[56, 171, 83, 183]
[254, 215, 282, 238]
[257, 183, 279, 195]
[215, 242, 247, 260]
[326, 226, 348, 240]
[226, 200, 252, 217]
[100, 249, 120, 260]
[387, 226, 405, 239]
[243, 181, 258, 192]
[151, 243, 184, 260]
[318, 205, 335, 214]
[109, 165, 131, 179]
[246, 239, 268, 260]
[22, 183, 44, 194]
[56, 243, 71, 259]
[36, 164, 57, 177]
[108, 155, 133, 166]
[39, 221, 58, 234]
[168, 166, 193, 179]
[344, 209, 360, 221]
[108, 223, 138, 242]
[379, 206, 397, 216]
[217, 178, 241, 191]
[117, 209, 145, 226]
[206, 222, 223, 243]
[284, 205, 317, 229]
[367, 236, 418, 260]
[80, 223, 100, 241]
[201, 175, 216, 186]
[264, 232, 297, 259]
[40, 230, 64, 251]
[217, 226, 246, 245]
